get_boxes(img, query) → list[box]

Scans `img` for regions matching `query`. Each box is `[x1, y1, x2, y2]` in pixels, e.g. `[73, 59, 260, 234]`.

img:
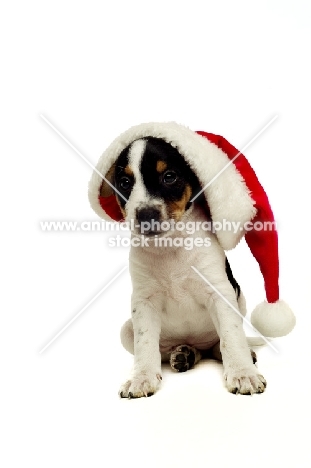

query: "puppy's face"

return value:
[112, 137, 203, 236]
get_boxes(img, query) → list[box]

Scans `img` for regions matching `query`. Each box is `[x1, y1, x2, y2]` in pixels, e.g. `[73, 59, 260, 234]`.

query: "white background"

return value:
[1, 1, 311, 466]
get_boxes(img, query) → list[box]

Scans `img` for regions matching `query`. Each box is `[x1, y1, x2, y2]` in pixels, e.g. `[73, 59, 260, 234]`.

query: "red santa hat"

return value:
[88, 122, 295, 338]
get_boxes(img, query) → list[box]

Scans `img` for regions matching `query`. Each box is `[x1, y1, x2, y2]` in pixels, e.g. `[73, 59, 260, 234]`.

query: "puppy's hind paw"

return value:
[170, 345, 201, 373]
[225, 368, 267, 395]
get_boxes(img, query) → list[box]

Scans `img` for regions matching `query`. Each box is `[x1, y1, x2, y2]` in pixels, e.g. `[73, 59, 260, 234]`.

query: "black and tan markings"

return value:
[124, 165, 134, 176]
[100, 163, 116, 197]
[156, 160, 167, 173]
[140, 137, 203, 220]
[112, 145, 135, 215]
[112, 137, 204, 221]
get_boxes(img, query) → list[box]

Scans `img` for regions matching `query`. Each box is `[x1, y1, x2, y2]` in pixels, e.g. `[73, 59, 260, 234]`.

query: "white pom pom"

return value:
[251, 300, 296, 338]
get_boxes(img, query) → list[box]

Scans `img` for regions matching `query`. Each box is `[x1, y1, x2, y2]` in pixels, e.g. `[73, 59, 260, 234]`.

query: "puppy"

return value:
[112, 137, 266, 398]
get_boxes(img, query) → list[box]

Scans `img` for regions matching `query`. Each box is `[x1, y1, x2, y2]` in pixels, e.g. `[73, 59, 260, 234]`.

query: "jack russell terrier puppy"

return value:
[88, 123, 296, 398]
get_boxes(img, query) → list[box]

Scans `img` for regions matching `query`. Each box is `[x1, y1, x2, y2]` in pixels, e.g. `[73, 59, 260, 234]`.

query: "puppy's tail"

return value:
[246, 337, 270, 347]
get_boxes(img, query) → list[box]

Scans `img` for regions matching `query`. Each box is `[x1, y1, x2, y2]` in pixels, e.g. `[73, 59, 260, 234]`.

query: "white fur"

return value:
[251, 300, 296, 337]
[125, 140, 148, 221]
[88, 122, 257, 250]
[119, 201, 266, 397]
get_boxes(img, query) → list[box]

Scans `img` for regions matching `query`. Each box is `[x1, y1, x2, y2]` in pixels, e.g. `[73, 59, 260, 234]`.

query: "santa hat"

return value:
[88, 122, 295, 338]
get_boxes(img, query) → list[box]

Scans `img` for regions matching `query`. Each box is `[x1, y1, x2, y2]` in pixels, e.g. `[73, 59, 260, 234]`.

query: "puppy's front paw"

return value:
[119, 371, 162, 399]
[225, 367, 267, 395]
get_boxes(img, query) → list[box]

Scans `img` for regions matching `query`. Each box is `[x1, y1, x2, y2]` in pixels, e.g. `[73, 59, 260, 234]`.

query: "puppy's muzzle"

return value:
[136, 207, 162, 235]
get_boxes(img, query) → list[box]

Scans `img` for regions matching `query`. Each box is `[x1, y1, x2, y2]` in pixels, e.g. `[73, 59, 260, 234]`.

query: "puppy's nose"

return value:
[136, 207, 161, 224]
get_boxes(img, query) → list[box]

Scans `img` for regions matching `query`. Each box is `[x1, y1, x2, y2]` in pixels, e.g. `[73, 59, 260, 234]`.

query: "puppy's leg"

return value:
[170, 345, 202, 372]
[120, 321, 185, 364]
[211, 341, 257, 364]
[119, 301, 162, 399]
[211, 291, 257, 364]
[209, 286, 266, 395]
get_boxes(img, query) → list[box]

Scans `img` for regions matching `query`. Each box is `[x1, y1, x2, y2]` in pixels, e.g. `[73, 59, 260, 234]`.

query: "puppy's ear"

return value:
[100, 163, 116, 197]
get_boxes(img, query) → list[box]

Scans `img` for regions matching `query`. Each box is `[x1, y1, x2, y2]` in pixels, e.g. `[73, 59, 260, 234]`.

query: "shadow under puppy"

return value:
[88, 123, 295, 398]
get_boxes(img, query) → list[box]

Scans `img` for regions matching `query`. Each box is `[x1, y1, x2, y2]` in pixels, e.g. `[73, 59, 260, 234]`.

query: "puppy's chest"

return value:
[146, 252, 205, 304]
[132, 248, 217, 343]
[151, 255, 215, 341]
[160, 273, 194, 304]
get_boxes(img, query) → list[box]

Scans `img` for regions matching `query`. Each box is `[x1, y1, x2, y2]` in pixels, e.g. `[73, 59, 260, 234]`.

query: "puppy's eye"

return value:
[163, 171, 177, 185]
[119, 176, 132, 191]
